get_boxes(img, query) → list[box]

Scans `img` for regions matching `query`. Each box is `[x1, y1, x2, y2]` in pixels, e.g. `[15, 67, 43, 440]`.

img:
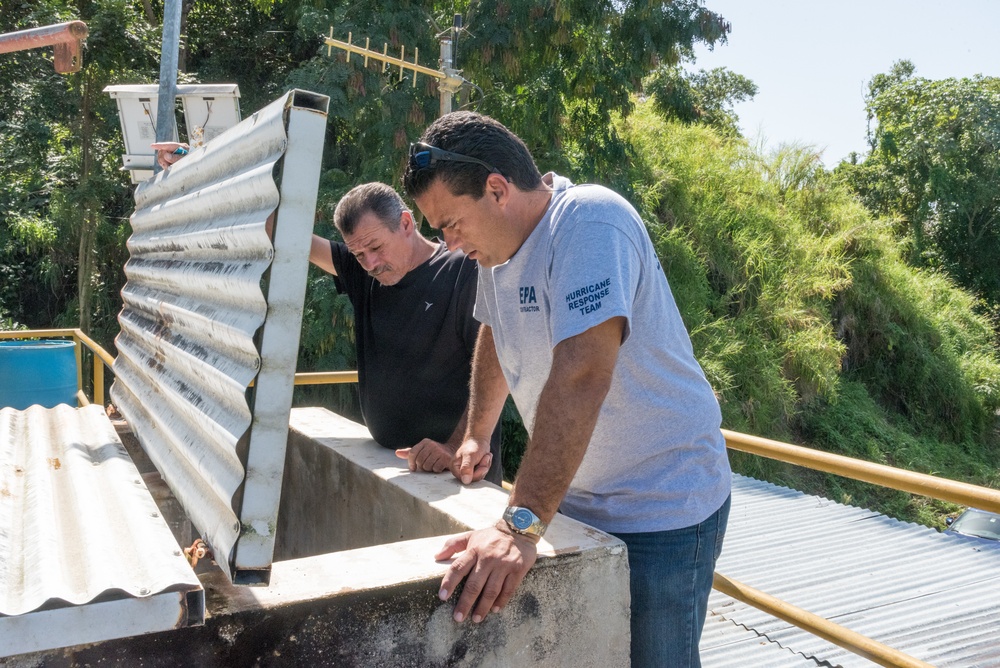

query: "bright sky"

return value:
[691, 0, 1000, 166]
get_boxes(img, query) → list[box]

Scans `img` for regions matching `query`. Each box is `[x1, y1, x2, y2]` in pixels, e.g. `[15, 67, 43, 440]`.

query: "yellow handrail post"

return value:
[94, 355, 105, 407]
[73, 333, 84, 400]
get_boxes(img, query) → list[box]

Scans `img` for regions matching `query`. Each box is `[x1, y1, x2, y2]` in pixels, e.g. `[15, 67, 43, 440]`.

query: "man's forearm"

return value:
[465, 325, 509, 441]
[309, 234, 336, 275]
[508, 316, 624, 523]
[445, 407, 470, 448]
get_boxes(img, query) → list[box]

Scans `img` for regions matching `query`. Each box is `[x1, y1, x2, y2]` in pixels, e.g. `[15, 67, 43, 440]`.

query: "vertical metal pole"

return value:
[74, 335, 83, 399]
[439, 38, 453, 117]
[153, 0, 182, 174]
[454, 14, 469, 110]
[453, 14, 461, 67]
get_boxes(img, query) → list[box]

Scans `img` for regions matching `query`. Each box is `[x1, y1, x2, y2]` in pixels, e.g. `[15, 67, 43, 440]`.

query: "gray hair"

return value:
[333, 182, 408, 235]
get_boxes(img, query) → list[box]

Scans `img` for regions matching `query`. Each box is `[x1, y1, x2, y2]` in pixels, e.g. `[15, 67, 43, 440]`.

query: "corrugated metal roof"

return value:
[701, 612, 822, 667]
[705, 474, 1000, 667]
[0, 404, 202, 655]
[111, 89, 329, 585]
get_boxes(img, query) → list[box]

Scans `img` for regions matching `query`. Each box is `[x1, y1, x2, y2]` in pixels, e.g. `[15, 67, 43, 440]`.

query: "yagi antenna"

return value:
[324, 29, 468, 116]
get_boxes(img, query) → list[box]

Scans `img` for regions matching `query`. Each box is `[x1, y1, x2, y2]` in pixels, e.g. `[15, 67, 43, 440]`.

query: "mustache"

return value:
[367, 265, 392, 278]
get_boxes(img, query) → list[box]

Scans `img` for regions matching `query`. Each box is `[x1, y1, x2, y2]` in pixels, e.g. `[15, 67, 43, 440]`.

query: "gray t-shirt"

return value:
[475, 174, 731, 533]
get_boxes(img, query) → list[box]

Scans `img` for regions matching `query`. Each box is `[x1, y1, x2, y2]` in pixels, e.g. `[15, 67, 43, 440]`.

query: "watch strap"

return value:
[502, 505, 548, 538]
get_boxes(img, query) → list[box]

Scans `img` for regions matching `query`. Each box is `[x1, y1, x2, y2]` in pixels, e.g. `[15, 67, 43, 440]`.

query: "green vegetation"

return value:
[1, 3, 997, 528]
[621, 104, 1000, 525]
[838, 60, 1000, 309]
[644, 64, 758, 136]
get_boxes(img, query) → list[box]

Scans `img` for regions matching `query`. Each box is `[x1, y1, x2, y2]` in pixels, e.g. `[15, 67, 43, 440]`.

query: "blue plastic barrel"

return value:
[0, 340, 78, 410]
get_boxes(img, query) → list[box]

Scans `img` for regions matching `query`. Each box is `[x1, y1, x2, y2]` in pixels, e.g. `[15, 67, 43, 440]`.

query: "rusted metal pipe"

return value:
[713, 572, 934, 668]
[724, 428, 1000, 515]
[0, 21, 88, 73]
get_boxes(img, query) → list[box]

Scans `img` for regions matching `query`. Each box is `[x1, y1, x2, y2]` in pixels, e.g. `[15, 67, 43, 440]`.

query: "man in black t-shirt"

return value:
[309, 182, 502, 485]
[151, 144, 501, 484]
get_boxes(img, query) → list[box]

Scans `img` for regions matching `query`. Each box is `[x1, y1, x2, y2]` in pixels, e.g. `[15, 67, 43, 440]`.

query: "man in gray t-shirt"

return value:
[404, 112, 731, 668]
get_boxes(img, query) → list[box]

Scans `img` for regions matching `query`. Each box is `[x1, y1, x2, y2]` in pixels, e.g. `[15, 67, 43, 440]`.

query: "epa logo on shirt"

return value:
[519, 286, 539, 313]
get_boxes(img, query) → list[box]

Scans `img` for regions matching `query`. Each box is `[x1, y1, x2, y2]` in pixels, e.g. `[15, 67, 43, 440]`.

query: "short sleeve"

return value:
[329, 240, 361, 299]
[473, 264, 494, 327]
[454, 257, 482, 355]
[548, 221, 639, 347]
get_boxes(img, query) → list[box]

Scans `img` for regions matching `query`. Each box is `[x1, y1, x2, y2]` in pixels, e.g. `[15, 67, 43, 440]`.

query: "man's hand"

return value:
[452, 437, 493, 484]
[395, 438, 493, 483]
[436, 524, 538, 623]
[395, 439, 456, 473]
[150, 141, 189, 170]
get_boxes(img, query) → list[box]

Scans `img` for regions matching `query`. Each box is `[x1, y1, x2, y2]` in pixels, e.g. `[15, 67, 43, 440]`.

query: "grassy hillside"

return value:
[616, 102, 1000, 527]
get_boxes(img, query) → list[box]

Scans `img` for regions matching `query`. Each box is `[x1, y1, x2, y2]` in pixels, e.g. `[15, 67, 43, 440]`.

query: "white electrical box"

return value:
[104, 84, 241, 184]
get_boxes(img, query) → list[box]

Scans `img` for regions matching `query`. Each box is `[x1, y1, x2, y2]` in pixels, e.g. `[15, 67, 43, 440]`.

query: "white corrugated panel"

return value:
[705, 474, 1000, 667]
[0, 404, 202, 656]
[111, 89, 329, 585]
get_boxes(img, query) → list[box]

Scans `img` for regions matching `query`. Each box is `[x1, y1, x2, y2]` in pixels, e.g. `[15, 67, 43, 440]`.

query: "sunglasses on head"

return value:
[408, 142, 503, 177]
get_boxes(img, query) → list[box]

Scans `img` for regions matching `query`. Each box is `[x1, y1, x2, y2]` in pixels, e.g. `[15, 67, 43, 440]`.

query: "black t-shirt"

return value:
[330, 241, 502, 483]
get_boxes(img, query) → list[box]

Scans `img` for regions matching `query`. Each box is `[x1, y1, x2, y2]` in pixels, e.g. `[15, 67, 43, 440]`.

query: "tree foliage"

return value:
[644, 64, 757, 135]
[838, 60, 1000, 307]
[0, 1, 158, 342]
[455, 0, 729, 191]
[1, 0, 732, 402]
[275, 0, 732, 200]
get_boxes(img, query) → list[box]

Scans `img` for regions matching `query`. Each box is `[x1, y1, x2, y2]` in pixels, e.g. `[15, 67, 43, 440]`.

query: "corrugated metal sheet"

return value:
[111, 89, 329, 585]
[701, 612, 821, 667]
[705, 474, 1000, 667]
[0, 404, 202, 655]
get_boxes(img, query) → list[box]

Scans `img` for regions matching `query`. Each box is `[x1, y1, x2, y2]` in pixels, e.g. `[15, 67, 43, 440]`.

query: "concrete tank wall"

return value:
[9, 407, 631, 667]
[274, 413, 468, 559]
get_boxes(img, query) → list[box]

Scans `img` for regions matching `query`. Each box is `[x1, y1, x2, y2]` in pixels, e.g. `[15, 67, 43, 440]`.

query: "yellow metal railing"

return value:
[724, 428, 1000, 515]
[711, 573, 933, 668]
[4, 328, 994, 666]
[718, 428, 1000, 667]
[292, 370, 358, 385]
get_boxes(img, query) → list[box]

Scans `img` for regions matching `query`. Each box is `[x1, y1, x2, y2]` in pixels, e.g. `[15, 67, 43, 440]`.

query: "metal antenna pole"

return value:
[453, 14, 469, 110]
[323, 30, 469, 118]
[153, 0, 181, 173]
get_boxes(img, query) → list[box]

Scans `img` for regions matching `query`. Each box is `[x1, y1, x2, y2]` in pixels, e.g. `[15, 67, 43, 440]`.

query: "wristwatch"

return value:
[502, 506, 548, 538]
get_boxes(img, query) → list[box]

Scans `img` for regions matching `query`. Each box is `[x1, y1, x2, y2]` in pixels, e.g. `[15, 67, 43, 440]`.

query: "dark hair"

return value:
[403, 111, 542, 200]
[333, 182, 407, 236]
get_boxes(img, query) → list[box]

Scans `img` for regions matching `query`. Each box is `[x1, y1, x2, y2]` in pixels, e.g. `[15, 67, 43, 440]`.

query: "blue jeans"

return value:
[611, 495, 730, 668]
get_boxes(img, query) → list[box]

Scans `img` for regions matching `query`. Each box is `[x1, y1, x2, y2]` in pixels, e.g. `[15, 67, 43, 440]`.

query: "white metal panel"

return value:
[179, 86, 242, 147]
[105, 83, 242, 183]
[0, 404, 202, 656]
[705, 474, 1000, 667]
[111, 89, 328, 585]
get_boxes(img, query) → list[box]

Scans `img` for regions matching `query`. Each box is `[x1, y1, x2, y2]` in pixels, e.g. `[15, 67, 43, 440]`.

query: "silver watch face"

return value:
[511, 508, 535, 531]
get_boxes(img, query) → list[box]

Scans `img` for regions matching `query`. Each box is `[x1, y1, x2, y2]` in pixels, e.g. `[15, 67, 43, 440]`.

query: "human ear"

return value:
[400, 210, 415, 233]
[485, 173, 509, 205]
